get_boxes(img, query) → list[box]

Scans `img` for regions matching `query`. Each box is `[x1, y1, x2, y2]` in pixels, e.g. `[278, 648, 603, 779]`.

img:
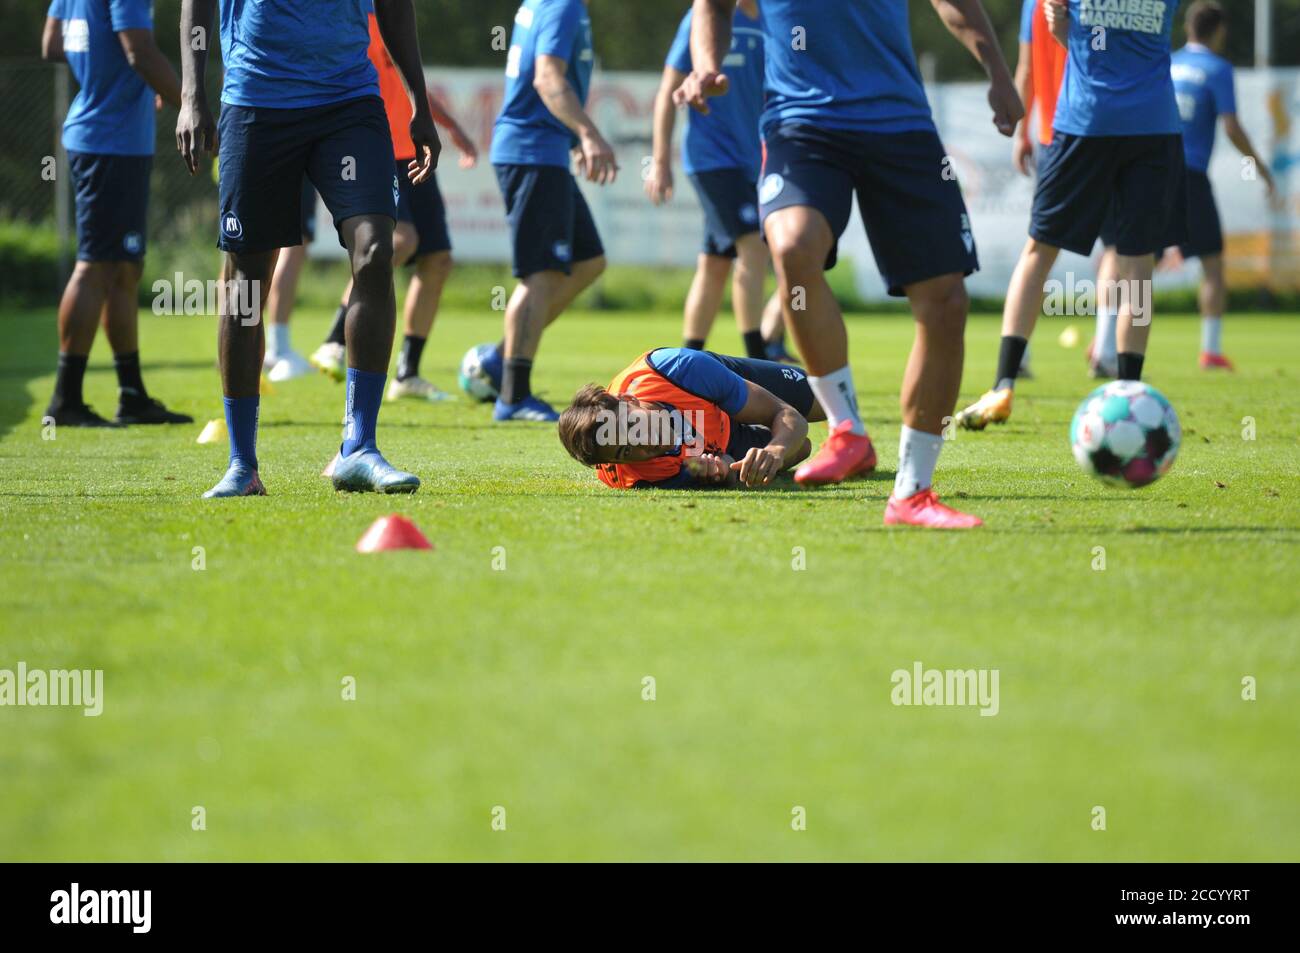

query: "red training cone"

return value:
[356, 514, 433, 553]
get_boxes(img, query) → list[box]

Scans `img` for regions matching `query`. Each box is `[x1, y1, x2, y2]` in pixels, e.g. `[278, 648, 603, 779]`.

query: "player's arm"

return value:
[42, 16, 64, 62]
[930, 0, 1023, 137]
[729, 381, 810, 487]
[646, 65, 686, 204]
[1013, 39, 1035, 174]
[1044, 0, 1069, 47]
[177, 0, 218, 175]
[425, 93, 477, 168]
[675, 0, 737, 113]
[374, 0, 440, 183]
[1223, 117, 1276, 198]
[119, 29, 182, 109]
[534, 53, 617, 185]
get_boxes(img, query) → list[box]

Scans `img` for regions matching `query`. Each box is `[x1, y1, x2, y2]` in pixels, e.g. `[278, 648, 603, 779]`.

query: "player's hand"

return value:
[988, 74, 1024, 138]
[155, 94, 164, 113]
[1260, 165, 1278, 202]
[407, 108, 441, 185]
[673, 70, 729, 114]
[450, 125, 478, 170]
[1012, 135, 1034, 176]
[1044, 0, 1069, 42]
[644, 160, 673, 204]
[731, 445, 784, 487]
[683, 452, 733, 485]
[576, 128, 618, 185]
[176, 98, 217, 176]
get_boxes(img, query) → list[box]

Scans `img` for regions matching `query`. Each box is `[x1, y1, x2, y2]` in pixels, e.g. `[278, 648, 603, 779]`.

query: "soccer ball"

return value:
[1070, 380, 1180, 488]
[458, 343, 499, 403]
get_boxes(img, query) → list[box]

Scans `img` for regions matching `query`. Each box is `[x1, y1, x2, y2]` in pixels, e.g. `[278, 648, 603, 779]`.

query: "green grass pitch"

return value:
[1, 302, 1297, 860]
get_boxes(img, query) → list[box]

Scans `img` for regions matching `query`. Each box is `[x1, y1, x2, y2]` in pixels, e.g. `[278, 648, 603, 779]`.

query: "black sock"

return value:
[742, 329, 765, 360]
[113, 351, 147, 400]
[1117, 352, 1145, 381]
[684, 338, 705, 350]
[995, 335, 1028, 390]
[501, 357, 533, 405]
[51, 353, 88, 410]
[325, 304, 348, 346]
[396, 334, 425, 381]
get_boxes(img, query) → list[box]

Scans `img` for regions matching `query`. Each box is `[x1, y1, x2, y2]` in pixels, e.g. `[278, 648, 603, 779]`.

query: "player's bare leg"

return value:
[885, 273, 982, 529]
[761, 289, 796, 362]
[957, 237, 1060, 430]
[388, 248, 455, 402]
[1197, 252, 1232, 370]
[46, 261, 117, 426]
[732, 232, 767, 358]
[1089, 246, 1119, 377]
[262, 243, 311, 380]
[765, 205, 875, 485]
[1115, 252, 1155, 381]
[99, 260, 191, 425]
[682, 253, 730, 348]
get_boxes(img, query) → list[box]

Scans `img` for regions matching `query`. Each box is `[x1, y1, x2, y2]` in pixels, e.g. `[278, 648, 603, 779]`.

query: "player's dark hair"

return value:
[1186, 1, 1226, 42]
[558, 384, 621, 467]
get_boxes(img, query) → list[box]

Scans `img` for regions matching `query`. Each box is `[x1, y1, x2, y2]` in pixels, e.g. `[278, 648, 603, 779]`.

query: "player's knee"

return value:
[700, 254, 731, 282]
[916, 279, 969, 337]
[416, 250, 453, 282]
[350, 230, 394, 289]
[768, 227, 823, 279]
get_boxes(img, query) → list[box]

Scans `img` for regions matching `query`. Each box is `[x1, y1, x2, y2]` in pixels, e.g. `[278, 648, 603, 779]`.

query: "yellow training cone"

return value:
[1058, 325, 1080, 348]
[196, 418, 226, 445]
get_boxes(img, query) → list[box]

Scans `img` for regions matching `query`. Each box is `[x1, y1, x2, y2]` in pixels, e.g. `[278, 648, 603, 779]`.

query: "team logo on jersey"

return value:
[552, 241, 572, 263]
[123, 232, 143, 256]
[759, 174, 784, 206]
[739, 203, 759, 225]
[221, 212, 243, 241]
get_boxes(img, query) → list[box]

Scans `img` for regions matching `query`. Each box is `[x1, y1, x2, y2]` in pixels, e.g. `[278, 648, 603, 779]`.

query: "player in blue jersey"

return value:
[677, 0, 1021, 529]
[176, 0, 438, 498]
[485, 0, 614, 423]
[41, 0, 191, 429]
[647, 1, 775, 361]
[1168, 0, 1275, 371]
[958, 0, 1187, 431]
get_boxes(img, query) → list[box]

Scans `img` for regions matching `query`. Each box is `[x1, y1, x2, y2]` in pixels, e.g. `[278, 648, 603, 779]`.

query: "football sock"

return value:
[223, 395, 260, 470]
[895, 425, 944, 498]
[1095, 306, 1117, 363]
[1019, 342, 1033, 372]
[684, 338, 705, 350]
[340, 367, 385, 456]
[396, 334, 425, 381]
[325, 304, 348, 346]
[113, 351, 147, 400]
[1117, 352, 1145, 381]
[742, 330, 765, 360]
[501, 357, 533, 405]
[808, 365, 866, 436]
[995, 335, 1028, 390]
[1201, 316, 1222, 355]
[51, 353, 88, 409]
[267, 322, 290, 358]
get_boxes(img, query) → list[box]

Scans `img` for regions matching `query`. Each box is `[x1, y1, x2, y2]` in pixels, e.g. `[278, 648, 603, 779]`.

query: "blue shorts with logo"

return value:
[758, 123, 979, 296]
[1033, 133, 1187, 257]
[395, 159, 451, 259]
[689, 167, 760, 258]
[494, 163, 604, 278]
[217, 96, 397, 254]
[68, 151, 151, 262]
[706, 353, 815, 459]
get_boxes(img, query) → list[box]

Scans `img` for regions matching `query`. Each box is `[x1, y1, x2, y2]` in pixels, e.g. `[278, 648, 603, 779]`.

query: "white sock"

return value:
[808, 365, 866, 436]
[1095, 306, 1117, 363]
[268, 323, 290, 358]
[894, 425, 944, 498]
[1202, 316, 1222, 355]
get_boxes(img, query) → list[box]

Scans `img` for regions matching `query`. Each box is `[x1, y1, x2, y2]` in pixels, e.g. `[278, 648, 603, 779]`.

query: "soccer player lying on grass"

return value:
[558, 348, 823, 489]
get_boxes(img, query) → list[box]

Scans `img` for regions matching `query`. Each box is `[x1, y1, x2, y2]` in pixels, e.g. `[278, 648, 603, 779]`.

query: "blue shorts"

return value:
[395, 159, 451, 258]
[494, 163, 604, 278]
[758, 123, 979, 296]
[1033, 133, 1187, 257]
[706, 353, 816, 460]
[689, 167, 760, 258]
[1174, 169, 1222, 260]
[68, 151, 151, 262]
[217, 96, 397, 254]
